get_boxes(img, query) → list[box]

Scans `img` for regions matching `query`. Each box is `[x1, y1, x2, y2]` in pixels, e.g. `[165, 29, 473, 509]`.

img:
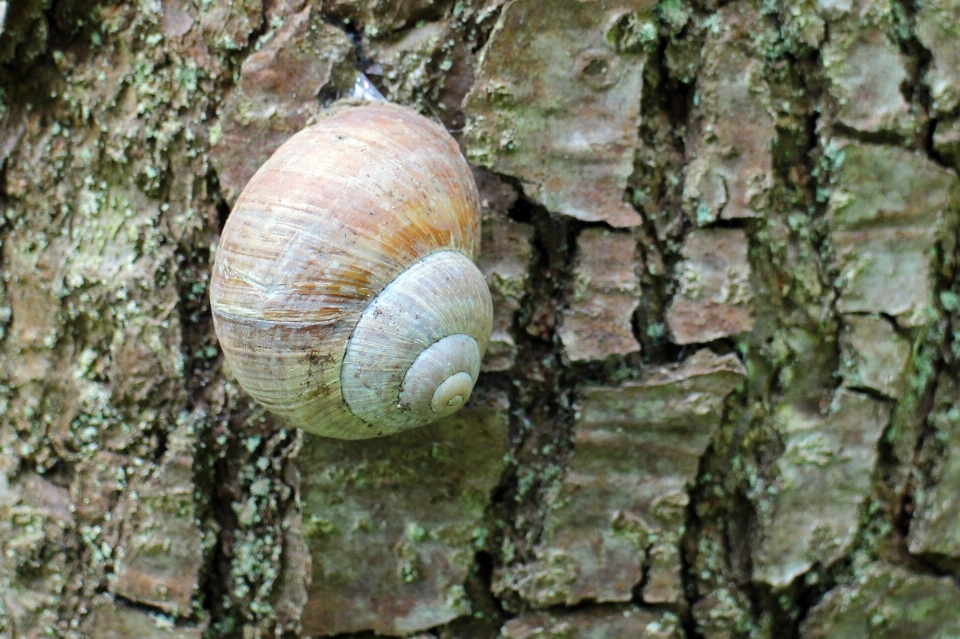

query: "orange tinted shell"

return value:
[210, 103, 490, 439]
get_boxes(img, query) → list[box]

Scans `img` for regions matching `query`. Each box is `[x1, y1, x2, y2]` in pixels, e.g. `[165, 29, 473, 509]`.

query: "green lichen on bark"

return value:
[2, 0, 960, 637]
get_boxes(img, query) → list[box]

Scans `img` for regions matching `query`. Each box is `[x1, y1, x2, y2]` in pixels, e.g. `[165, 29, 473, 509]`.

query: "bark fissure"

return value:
[4, 0, 960, 637]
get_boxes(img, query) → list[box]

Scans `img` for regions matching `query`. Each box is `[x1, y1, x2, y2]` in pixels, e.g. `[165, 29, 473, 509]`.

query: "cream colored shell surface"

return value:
[210, 103, 490, 439]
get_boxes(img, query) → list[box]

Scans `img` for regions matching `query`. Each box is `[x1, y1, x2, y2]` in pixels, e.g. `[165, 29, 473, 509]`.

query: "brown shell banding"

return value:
[210, 102, 486, 439]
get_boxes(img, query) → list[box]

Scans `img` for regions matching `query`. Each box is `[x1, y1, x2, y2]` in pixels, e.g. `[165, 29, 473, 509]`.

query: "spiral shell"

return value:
[210, 102, 492, 439]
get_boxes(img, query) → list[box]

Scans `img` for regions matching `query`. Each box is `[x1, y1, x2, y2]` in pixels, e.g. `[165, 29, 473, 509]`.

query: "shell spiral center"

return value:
[398, 334, 481, 419]
[340, 251, 493, 433]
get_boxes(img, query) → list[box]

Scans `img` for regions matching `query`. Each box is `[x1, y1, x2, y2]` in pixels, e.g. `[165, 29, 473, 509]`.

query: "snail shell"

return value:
[210, 102, 492, 439]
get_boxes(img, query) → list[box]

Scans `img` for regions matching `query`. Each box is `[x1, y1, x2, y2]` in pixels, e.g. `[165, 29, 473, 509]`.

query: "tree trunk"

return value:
[2, 0, 960, 637]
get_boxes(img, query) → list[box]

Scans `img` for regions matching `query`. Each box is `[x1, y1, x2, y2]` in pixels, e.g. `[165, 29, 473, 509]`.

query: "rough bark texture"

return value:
[1, 0, 960, 637]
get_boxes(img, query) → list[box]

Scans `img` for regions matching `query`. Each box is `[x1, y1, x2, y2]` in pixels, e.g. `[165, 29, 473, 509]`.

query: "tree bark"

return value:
[1, 0, 960, 637]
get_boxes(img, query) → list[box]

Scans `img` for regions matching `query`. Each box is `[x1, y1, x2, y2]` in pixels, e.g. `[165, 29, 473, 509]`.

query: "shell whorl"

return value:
[341, 251, 491, 431]
[210, 102, 490, 439]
